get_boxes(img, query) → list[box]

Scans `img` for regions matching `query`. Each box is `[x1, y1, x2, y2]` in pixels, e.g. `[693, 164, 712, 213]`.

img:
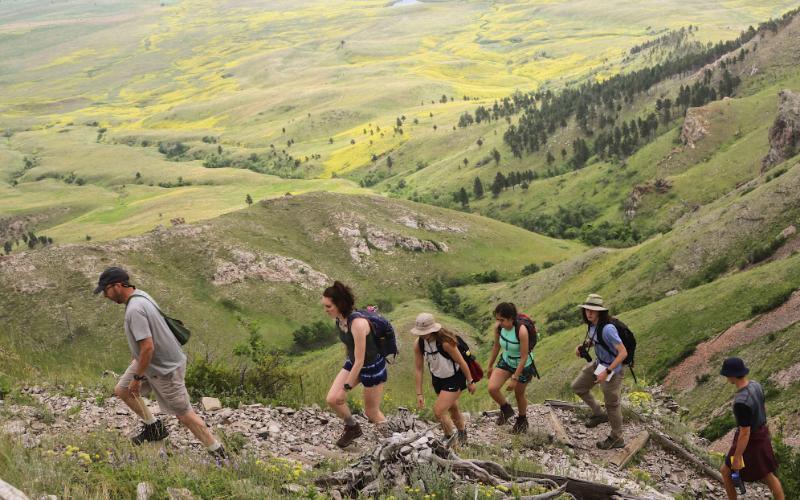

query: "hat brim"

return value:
[578, 304, 608, 312]
[93, 284, 104, 294]
[410, 323, 442, 336]
[720, 367, 750, 377]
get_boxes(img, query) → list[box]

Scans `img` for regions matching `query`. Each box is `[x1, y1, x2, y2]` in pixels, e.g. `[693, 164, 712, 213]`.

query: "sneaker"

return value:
[584, 414, 609, 428]
[131, 420, 169, 445]
[596, 435, 625, 450]
[511, 415, 529, 434]
[496, 403, 515, 425]
[335, 423, 363, 448]
[457, 429, 468, 446]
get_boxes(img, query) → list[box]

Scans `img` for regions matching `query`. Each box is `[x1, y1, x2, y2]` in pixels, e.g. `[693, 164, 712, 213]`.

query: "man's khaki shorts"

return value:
[117, 361, 192, 416]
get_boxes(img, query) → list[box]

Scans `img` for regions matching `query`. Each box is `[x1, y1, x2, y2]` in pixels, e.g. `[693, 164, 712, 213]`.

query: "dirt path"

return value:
[664, 290, 800, 391]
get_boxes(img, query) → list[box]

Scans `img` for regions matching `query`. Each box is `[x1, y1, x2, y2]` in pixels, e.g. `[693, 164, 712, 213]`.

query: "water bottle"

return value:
[731, 471, 746, 494]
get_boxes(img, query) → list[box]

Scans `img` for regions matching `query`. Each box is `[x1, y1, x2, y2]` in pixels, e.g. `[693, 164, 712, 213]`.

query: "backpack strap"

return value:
[126, 294, 166, 319]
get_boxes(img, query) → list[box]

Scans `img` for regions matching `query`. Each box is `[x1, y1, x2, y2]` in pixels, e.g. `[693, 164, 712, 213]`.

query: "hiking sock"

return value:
[344, 416, 357, 427]
[143, 416, 157, 425]
[207, 441, 222, 452]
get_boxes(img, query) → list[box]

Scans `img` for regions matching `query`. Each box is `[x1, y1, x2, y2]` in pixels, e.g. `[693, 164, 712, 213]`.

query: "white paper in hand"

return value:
[594, 364, 614, 382]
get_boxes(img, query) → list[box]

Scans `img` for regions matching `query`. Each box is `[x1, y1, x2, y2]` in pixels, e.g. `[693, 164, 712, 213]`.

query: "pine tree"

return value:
[473, 177, 484, 199]
[246, 194, 253, 206]
[458, 187, 469, 208]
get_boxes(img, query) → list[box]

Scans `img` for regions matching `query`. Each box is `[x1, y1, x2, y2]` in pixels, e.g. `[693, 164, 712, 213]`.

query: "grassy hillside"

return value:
[2, 0, 798, 247]
[0, 192, 583, 385]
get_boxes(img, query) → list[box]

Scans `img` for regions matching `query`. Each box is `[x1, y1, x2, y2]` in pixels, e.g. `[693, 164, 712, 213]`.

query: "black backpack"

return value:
[594, 318, 637, 370]
[347, 308, 398, 362]
[419, 335, 484, 382]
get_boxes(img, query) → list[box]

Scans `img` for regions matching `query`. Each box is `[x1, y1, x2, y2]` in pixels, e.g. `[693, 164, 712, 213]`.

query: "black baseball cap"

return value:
[93, 267, 131, 294]
[720, 357, 750, 377]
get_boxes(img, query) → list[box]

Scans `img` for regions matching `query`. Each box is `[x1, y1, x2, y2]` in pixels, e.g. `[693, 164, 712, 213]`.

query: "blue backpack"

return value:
[347, 307, 398, 362]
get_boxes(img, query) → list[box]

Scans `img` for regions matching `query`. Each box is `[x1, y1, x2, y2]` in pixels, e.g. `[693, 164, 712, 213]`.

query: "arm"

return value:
[442, 341, 475, 394]
[595, 342, 626, 383]
[345, 318, 370, 388]
[414, 340, 425, 407]
[732, 426, 750, 470]
[135, 338, 155, 376]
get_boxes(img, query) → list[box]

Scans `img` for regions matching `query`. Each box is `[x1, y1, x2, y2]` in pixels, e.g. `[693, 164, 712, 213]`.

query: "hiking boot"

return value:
[596, 435, 625, 450]
[511, 415, 529, 434]
[584, 414, 609, 428]
[335, 423, 363, 448]
[496, 403, 515, 425]
[457, 429, 468, 446]
[131, 420, 169, 445]
[209, 445, 227, 461]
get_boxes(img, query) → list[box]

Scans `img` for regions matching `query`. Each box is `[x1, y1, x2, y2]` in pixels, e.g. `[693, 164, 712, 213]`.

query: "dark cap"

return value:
[720, 357, 749, 377]
[93, 267, 130, 294]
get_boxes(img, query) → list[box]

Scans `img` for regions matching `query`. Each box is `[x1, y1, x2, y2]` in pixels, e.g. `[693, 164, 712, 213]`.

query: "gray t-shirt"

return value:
[124, 290, 186, 376]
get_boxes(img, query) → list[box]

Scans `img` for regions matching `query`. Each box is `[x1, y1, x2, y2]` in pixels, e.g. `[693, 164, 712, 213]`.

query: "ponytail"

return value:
[323, 281, 356, 317]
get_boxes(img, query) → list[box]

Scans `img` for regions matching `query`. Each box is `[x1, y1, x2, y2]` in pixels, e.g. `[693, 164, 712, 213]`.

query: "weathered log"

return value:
[506, 469, 621, 500]
[547, 406, 574, 448]
[647, 429, 723, 483]
[610, 430, 650, 469]
[544, 399, 588, 411]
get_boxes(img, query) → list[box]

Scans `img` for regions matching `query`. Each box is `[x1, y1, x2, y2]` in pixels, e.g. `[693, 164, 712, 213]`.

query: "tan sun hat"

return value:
[410, 312, 442, 336]
[578, 293, 609, 312]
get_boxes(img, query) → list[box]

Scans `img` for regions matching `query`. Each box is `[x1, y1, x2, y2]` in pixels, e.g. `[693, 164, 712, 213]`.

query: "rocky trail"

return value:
[0, 385, 776, 499]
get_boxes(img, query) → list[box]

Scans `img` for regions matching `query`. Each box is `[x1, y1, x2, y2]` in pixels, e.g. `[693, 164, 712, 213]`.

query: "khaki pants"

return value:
[571, 361, 624, 440]
[117, 361, 192, 416]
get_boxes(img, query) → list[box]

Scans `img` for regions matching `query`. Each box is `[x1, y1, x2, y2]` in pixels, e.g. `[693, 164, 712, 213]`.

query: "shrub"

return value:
[521, 263, 540, 276]
[740, 235, 786, 268]
[472, 269, 500, 284]
[291, 321, 339, 353]
[699, 413, 735, 441]
[773, 433, 800, 497]
[695, 373, 711, 385]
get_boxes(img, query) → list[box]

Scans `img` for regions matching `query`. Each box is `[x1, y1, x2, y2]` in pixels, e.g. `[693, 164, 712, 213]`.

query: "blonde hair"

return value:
[430, 326, 459, 346]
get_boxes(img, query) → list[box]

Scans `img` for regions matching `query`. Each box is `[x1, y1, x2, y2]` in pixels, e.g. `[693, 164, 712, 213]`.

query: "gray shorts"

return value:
[117, 361, 192, 416]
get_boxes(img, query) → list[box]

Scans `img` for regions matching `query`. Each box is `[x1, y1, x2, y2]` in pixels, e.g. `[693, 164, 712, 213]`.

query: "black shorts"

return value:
[432, 370, 467, 394]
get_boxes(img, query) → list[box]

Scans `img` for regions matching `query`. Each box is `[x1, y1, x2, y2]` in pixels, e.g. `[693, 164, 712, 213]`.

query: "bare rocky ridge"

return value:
[0, 386, 775, 499]
[212, 248, 330, 290]
[762, 89, 800, 170]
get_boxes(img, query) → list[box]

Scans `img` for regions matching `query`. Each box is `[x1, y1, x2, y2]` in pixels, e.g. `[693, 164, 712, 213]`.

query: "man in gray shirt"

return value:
[95, 267, 225, 458]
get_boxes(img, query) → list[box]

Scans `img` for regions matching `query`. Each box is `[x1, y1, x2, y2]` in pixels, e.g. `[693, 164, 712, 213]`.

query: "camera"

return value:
[578, 344, 592, 363]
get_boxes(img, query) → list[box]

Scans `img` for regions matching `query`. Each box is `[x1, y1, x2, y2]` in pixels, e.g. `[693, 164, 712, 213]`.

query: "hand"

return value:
[595, 370, 608, 384]
[506, 379, 517, 392]
[128, 379, 141, 398]
[416, 394, 425, 409]
[575, 345, 583, 357]
[731, 455, 744, 471]
[467, 382, 477, 395]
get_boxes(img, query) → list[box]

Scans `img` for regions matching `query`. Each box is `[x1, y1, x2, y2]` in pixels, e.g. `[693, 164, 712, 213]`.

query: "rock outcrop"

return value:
[212, 248, 330, 289]
[762, 89, 800, 170]
[680, 107, 711, 148]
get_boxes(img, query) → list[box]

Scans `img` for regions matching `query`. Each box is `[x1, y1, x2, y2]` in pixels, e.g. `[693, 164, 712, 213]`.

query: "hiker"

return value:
[486, 302, 537, 434]
[96, 267, 225, 458]
[571, 293, 627, 449]
[719, 357, 784, 500]
[323, 281, 388, 448]
[412, 313, 476, 445]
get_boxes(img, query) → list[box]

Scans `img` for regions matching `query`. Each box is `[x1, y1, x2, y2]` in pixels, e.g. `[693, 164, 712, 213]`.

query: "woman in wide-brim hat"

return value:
[412, 312, 476, 445]
[570, 293, 629, 450]
[719, 357, 784, 499]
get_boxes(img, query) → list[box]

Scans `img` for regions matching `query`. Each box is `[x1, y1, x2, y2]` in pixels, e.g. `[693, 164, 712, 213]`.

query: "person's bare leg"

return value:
[362, 383, 386, 424]
[761, 473, 784, 500]
[114, 385, 150, 421]
[514, 382, 528, 417]
[326, 369, 354, 420]
[434, 391, 460, 435]
[176, 410, 217, 448]
[720, 463, 737, 500]
[487, 369, 512, 406]
[448, 398, 465, 432]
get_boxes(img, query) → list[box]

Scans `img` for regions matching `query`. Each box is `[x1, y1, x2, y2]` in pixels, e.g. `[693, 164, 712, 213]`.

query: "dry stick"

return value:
[610, 430, 650, 469]
[546, 406, 574, 448]
[518, 482, 568, 500]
